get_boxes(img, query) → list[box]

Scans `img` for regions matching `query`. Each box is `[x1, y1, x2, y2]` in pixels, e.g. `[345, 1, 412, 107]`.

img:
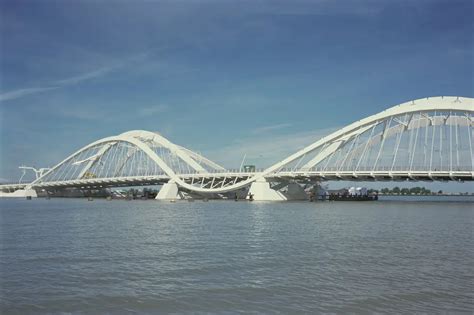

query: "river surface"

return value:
[1, 198, 473, 314]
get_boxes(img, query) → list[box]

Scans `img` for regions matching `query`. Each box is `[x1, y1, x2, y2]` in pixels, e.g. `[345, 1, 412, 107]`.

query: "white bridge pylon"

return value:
[4, 96, 473, 200]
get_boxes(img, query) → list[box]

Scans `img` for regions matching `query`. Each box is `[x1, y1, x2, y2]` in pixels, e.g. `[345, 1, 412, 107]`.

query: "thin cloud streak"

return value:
[252, 123, 292, 134]
[0, 66, 115, 102]
[138, 104, 169, 116]
[53, 65, 118, 86]
[0, 87, 60, 102]
[205, 127, 339, 168]
[0, 53, 148, 103]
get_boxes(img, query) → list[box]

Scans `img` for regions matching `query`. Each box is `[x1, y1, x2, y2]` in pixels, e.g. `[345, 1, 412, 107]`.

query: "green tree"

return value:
[392, 186, 400, 194]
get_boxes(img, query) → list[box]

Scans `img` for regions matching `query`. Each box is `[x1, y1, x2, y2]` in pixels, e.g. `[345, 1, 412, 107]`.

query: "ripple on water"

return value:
[0, 198, 473, 313]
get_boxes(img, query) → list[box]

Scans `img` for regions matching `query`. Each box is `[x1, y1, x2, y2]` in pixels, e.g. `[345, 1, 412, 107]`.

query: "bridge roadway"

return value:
[1, 96, 472, 199]
[2, 169, 472, 192]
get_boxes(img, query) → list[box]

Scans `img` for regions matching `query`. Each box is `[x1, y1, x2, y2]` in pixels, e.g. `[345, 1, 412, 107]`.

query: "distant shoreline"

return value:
[378, 193, 473, 197]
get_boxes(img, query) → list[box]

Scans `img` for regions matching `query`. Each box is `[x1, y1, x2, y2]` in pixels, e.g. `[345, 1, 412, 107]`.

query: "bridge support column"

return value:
[247, 178, 286, 201]
[285, 182, 308, 200]
[156, 181, 182, 200]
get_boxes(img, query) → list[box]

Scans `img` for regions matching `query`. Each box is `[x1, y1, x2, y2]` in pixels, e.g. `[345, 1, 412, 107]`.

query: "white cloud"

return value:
[0, 87, 59, 102]
[0, 66, 114, 103]
[53, 106, 103, 121]
[0, 53, 148, 103]
[138, 104, 169, 116]
[252, 123, 292, 134]
[204, 126, 339, 169]
[53, 64, 119, 86]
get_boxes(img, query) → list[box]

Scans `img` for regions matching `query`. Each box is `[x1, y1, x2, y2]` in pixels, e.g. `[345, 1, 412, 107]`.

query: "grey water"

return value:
[1, 198, 473, 314]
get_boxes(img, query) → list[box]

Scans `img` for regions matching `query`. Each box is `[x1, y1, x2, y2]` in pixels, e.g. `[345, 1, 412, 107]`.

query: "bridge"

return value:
[1, 96, 473, 200]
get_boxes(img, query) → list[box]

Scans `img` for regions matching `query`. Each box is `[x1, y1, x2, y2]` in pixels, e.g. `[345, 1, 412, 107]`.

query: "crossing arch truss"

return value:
[25, 96, 474, 194]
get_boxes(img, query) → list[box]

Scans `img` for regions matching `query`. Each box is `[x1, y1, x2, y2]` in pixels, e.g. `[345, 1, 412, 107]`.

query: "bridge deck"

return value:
[2, 170, 472, 192]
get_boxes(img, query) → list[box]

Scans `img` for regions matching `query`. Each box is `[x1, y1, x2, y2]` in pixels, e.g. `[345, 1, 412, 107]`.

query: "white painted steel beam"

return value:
[18, 96, 473, 196]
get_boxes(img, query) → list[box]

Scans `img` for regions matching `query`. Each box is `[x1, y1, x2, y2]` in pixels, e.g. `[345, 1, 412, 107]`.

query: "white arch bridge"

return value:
[1, 96, 473, 200]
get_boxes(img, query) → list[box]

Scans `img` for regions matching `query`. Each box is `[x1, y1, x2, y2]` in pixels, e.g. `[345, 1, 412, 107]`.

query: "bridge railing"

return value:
[173, 168, 266, 175]
[273, 165, 473, 173]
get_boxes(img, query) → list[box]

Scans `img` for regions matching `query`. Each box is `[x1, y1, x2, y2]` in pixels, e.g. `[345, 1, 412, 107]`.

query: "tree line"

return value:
[370, 187, 438, 195]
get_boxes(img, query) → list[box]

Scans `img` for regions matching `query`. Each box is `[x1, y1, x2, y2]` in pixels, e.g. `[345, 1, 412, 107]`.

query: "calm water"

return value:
[1, 198, 473, 314]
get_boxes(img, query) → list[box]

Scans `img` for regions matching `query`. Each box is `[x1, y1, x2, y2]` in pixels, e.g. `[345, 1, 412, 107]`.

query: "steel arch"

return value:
[27, 96, 474, 194]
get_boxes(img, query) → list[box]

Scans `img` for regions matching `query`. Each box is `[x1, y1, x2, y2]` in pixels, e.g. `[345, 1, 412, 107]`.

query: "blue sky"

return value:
[1, 0, 473, 190]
